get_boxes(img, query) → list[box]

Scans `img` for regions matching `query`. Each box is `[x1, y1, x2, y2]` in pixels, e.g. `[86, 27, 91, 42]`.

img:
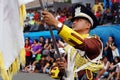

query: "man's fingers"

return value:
[42, 11, 51, 16]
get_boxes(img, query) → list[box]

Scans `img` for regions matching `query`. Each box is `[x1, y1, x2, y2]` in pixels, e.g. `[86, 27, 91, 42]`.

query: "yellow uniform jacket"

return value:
[58, 25, 103, 74]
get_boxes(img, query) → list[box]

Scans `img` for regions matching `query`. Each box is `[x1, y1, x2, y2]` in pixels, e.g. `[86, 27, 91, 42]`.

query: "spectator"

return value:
[33, 10, 40, 21]
[25, 38, 32, 67]
[29, 18, 35, 26]
[111, 0, 120, 24]
[104, 36, 117, 62]
[100, 8, 113, 24]
[27, 10, 34, 20]
[92, 0, 103, 14]
[30, 55, 54, 73]
[107, 56, 120, 80]
[55, 12, 60, 20]
[24, 17, 31, 32]
[95, 6, 102, 22]
[64, 13, 72, 28]
[31, 39, 42, 63]
[58, 11, 66, 23]
[96, 56, 110, 80]
[39, 36, 45, 47]
[115, 60, 120, 80]
[44, 38, 51, 50]
[86, 3, 91, 11]
[42, 56, 54, 74]
[49, 38, 55, 59]
[25, 37, 33, 45]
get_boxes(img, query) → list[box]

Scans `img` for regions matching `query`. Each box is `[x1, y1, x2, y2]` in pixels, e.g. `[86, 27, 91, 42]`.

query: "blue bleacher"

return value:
[24, 24, 120, 54]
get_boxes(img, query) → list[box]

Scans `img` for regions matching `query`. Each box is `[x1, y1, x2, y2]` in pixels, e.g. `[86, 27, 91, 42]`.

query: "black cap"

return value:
[71, 4, 99, 29]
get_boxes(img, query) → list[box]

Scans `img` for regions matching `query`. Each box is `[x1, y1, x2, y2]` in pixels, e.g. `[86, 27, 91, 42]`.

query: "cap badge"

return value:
[75, 7, 81, 16]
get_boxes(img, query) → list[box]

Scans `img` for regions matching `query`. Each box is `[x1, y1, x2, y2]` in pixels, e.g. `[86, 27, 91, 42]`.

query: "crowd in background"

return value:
[22, 35, 120, 80]
[23, 0, 120, 79]
[24, 0, 120, 32]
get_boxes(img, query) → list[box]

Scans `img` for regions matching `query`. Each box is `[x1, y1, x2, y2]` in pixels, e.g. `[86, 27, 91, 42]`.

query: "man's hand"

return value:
[42, 11, 59, 28]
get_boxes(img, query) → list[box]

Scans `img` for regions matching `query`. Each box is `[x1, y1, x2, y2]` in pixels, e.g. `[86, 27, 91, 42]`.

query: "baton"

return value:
[39, 1, 68, 78]
[39, 0, 61, 59]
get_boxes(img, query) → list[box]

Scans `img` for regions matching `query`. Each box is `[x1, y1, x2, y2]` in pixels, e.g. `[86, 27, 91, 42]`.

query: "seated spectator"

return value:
[49, 38, 55, 59]
[39, 36, 45, 47]
[44, 38, 51, 50]
[115, 62, 120, 80]
[43, 56, 54, 74]
[49, 61, 60, 79]
[21, 62, 33, 73]
[27, 10, 34, 20]
[29, 18, 35, 26]
[107, 56, 120, 80]
[96, 56, 110, 80]
[30, 55, 54, 74]
[42, 38, 51, 56]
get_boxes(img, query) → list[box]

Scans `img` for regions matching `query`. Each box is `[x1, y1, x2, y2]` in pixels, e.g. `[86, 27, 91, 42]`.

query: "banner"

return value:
[0, 0, 27, 80]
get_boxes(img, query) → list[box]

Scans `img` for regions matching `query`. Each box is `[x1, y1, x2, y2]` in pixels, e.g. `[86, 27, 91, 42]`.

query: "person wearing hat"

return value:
[42, 4, 103, 80]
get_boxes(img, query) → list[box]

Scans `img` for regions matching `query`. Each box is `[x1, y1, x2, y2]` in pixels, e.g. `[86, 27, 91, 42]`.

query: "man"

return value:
[42, 4, 103, 80]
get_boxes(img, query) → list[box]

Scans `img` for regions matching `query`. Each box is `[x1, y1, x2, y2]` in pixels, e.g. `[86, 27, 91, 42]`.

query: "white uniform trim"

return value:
[66, 46, 77, 80]
[74, 39, 103, 73]
[75, 13, 93, 26]
[65, 38, 103, 79]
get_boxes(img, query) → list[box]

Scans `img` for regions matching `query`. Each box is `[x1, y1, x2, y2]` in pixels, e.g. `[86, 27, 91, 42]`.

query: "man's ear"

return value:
[85, 21, 91, 29]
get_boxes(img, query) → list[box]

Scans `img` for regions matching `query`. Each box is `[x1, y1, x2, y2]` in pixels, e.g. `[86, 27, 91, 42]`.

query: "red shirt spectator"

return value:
[25, 38, 31, 57]
[34, 11, 40, 21]
[58, 12, 66, 23]
[25, 45, 31, 56]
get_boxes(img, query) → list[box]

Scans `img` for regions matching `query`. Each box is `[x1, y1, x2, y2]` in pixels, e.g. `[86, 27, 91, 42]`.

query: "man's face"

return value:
[72, 18, 90, 32]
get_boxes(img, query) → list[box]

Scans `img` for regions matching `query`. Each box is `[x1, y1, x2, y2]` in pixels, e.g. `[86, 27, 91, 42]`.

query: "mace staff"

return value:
[39, 0, 62, 59]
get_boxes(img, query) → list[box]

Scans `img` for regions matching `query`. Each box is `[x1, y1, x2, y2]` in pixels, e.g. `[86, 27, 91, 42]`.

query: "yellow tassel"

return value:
[0, 47, 26, 80]
[19, 4, 26, 27]
[0, 52, 9, 80]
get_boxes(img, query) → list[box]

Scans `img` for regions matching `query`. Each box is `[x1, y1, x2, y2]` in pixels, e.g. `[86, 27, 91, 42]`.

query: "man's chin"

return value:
[73, 28, 77, 31]
[73, 29, 80, 33]
[72, 28, 76, 31]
